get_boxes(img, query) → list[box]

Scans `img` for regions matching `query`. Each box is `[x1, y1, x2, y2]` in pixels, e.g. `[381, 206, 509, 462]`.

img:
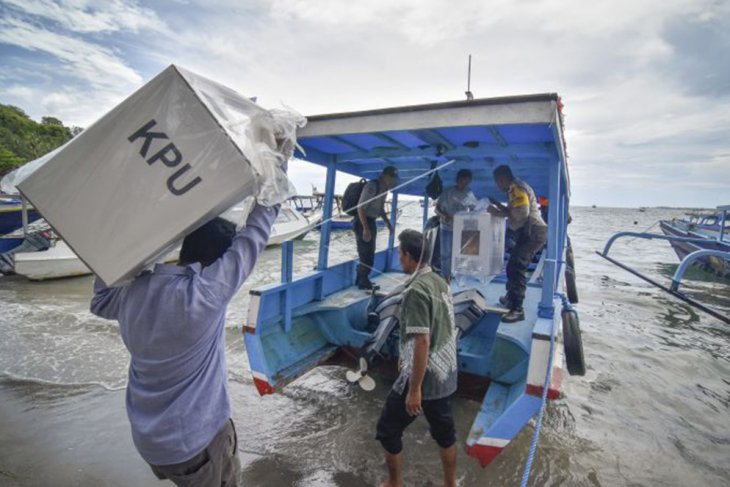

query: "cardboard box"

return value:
[452, 212, 506, 283]
[18, 65, 273, 286]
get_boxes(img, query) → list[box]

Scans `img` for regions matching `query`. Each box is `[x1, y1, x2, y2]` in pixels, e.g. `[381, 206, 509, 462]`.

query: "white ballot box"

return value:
[18, 65, 297, 286]
[452, 211, 506, 283]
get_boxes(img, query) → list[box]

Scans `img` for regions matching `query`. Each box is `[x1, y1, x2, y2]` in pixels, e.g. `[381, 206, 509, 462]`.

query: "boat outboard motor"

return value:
[362, 292, 403, 363]
[347, 228, 495, 390]
[348, 287, 492, 390]
[424, 216, 441, 273]
[451, 288, 489, 340]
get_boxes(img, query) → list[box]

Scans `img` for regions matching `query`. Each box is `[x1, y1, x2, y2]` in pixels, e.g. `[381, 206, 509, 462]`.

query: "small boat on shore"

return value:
[244, 94, 584, 469]
[2, 201, 322, 280]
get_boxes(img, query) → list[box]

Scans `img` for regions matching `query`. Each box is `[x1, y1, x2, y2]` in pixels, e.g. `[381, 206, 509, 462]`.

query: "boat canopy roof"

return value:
[295, 94, 570, 200]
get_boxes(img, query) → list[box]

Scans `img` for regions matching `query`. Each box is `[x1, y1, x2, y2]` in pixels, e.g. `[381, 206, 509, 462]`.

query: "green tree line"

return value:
[0, 104, 80, 178]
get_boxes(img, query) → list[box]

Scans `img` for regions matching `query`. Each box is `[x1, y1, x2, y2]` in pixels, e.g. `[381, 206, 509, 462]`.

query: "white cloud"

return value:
[3, 85, 36, 100]
[2, 0, 166, 34]
[0, 1, 173, 125]
[0, 16, 142, 88]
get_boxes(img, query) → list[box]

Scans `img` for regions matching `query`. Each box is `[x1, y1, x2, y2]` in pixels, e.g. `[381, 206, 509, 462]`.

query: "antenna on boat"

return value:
[465, 54, 474, 101]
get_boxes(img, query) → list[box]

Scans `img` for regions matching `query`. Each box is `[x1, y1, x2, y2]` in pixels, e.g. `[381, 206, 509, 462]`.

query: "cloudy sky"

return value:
[1, 0, 728, 207]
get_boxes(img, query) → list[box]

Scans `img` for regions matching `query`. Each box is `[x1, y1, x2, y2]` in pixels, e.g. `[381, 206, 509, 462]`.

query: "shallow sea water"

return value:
[0, 206, 728, 486]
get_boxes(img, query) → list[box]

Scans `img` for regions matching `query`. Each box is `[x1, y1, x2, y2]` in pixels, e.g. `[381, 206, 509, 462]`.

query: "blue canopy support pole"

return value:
[671, 249, 730, 292]
[315, 160, 336, 301]
[539, 160, 560, 317]
[386, 192, 399, 272]
[318, 162, 336, 271]
[281, 240, 294, 332]
[720, 209, 727, 242]
[422, 195, 429, 229]
[281, 241, 294, 283]
[559, 191, 569, 278]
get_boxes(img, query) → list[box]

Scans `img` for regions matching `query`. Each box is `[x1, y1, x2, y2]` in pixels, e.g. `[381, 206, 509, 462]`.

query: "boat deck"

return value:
[300, 270, 541, 355]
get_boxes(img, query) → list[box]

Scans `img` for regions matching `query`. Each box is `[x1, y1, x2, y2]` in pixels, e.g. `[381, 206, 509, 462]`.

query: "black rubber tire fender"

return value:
[565, 239, 579, 304]
[562, 309, 586, 376]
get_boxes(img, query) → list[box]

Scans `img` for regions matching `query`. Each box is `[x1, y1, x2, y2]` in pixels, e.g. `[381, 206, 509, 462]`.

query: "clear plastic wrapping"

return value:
[177, 66, 305, 207]
[452, 211, 506, 284]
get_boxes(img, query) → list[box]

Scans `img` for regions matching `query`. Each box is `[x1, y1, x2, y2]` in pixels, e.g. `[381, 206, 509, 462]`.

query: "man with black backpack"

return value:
[344, 166, 397, 289]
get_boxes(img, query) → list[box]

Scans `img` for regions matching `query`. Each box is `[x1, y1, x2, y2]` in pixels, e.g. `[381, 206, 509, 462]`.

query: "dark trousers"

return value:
[506, 224, 547, 311]
[354, 217, 377, 281]
[149, 419, 241, 487]
[376, 388, 456, 455]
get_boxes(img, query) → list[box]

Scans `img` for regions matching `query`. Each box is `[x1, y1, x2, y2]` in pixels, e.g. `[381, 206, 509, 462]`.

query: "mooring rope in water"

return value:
[519, 296, 560, 487]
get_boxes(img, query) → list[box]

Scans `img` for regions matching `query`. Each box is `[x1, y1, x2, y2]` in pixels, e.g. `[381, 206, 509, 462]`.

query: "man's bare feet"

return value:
[377, 480, 403, 487]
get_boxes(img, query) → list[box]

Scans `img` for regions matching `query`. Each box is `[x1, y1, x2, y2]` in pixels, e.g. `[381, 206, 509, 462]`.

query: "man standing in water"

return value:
[376, 229, 458, 487]
[90, 203, 278, 487]
[354, 166, 397, 289]
[488, 165, 547, 323]
[435, 169, 476, 280]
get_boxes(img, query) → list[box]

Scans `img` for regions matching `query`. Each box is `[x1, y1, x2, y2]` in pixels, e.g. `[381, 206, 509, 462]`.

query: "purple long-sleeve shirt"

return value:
[90, 204, 277, 465]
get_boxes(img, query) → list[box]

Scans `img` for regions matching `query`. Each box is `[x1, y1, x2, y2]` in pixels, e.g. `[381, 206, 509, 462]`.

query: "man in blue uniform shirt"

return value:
[90, 203, 278, 486]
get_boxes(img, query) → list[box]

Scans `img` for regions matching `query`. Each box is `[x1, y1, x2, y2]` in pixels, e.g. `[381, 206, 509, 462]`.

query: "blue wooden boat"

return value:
[659, 206, 730, 278]
[0, 196, 41, 240]
[244, 94, 583, 467]
[599, 205, 729, 324]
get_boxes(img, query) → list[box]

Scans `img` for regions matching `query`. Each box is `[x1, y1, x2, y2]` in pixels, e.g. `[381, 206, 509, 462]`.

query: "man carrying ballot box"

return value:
[91, 201, 278, 487]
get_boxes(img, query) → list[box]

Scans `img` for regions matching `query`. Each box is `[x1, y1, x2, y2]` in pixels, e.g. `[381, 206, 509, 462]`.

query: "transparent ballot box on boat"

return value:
[17, 65, 303, 286]
[451, 211, 506, 283]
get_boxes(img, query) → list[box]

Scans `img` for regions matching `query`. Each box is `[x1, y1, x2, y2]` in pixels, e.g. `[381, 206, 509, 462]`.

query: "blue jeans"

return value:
[440, 227, 453, 279]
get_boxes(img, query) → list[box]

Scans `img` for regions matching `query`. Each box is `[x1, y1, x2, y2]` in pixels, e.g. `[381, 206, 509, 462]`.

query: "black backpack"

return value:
[342, 179, 378, 216]
[426, 163, 442, 200]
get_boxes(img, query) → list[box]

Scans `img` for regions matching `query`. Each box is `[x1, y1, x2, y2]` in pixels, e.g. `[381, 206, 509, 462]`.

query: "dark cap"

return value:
[381, 166, 398, 178]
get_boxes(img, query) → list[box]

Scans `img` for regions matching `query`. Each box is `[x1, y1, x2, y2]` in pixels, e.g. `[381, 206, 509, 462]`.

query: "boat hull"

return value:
[0, 205, 41, 235]
[0, 236, 24, 253]
[244, 249, 565, 468]
[13, 240, 180, 280]
[660, 220, 730, 277]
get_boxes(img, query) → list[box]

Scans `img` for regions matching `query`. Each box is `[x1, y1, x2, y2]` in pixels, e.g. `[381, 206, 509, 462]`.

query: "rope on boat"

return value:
[625, 220, 660, 244]
[317, 158, 457, 230]
[519, 295, 561, 487]
[312, 159, 458, 286]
